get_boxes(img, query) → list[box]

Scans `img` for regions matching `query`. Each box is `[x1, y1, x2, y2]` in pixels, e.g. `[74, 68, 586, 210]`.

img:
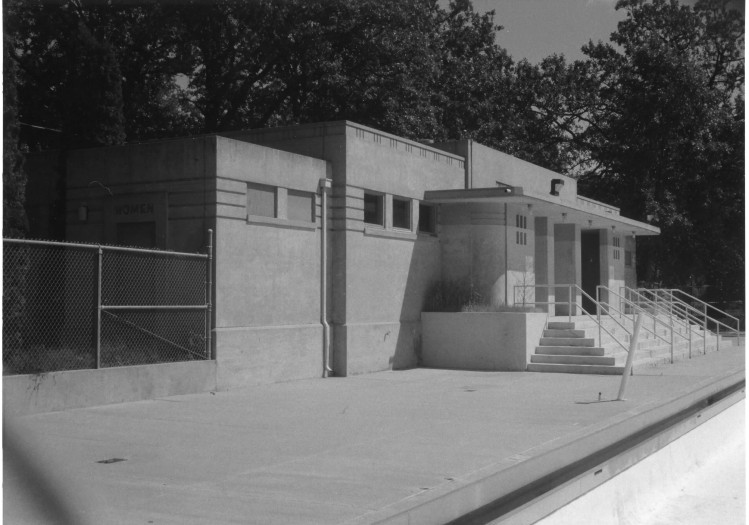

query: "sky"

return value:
[454, 0, 745, 64]
[470, 0, 626, 63]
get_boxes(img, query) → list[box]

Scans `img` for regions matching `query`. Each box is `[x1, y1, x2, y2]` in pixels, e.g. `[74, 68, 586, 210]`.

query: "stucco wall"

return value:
[339, 127, 463, 375]
[64, 136, 216, 253]
[439, 202, 535, 307]
[421, 312, 547, 371]
[469, 142, 577, 204]
[213, 137, 328, 388]
[232, 122, 465, 376]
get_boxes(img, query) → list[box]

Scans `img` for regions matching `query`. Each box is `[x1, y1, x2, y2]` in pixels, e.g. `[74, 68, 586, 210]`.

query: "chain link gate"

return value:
[3, 233, 213, 375]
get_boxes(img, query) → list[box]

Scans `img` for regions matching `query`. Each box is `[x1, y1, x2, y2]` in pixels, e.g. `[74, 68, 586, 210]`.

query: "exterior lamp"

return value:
[78, 205, 88, 222]
[550, 179, 565, 196]
[561, 212, 567, 223]
[496, 181, 512, 193]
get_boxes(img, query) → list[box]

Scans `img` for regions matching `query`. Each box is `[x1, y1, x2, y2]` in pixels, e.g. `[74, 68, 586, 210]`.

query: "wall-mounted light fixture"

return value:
[496, 181, 513, 194]
[550, 179, 565, 196]
[561, 212, 567, 223]
[78, 205, 88, 222]
[588, 219, 593, 228]
[527, 203, 533, 215]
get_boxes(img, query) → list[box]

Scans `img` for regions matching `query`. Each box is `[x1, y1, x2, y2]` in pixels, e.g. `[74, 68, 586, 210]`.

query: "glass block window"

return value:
[364, 192, 384, 226]
[247, 183, 276, 218]
[516, 214, 528, 245]
[392, 197, 411, 230]
[418, 203, 436, 234]
[287, 190, 314, 222]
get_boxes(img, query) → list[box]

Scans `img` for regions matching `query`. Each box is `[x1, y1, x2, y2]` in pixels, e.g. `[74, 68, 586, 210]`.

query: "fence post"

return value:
[96, 246, 103, 369]
[206, 229, 214, 360]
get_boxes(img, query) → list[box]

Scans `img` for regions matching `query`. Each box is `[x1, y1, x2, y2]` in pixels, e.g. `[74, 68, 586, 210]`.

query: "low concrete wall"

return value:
[2, 360, 217, 416]
[421, 312, 547, 371]
[214, 324, 323, 389]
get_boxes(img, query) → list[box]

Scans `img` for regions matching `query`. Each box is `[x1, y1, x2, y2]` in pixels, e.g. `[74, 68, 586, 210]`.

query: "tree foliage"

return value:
[576, 0, 744, 297]
[4, 0, 744, 297]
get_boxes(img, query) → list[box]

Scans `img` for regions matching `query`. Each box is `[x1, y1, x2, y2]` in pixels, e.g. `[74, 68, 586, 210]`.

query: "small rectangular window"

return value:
[392, 197, 411, 230]
[287, 190, 314, 222]
[516, 214, 528, 245]
[247, 183, 276, 218]
[418, 203, 436, 234]
[364, 192, 383, 226]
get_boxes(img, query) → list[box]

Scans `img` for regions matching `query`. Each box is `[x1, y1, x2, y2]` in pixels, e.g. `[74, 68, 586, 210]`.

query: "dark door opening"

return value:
[581, 231, 601, 314]
[116, 221, 156, 249]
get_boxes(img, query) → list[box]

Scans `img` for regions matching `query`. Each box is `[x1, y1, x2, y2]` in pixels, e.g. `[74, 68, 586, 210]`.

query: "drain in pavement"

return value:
[97, 458, 127, 464]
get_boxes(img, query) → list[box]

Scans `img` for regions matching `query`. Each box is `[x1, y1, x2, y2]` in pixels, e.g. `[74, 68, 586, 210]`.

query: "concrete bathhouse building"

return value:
[32, 121, 659, 389]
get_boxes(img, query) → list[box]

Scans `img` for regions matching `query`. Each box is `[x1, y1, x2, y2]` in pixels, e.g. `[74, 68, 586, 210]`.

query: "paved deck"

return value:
[4, 345, 745, 525]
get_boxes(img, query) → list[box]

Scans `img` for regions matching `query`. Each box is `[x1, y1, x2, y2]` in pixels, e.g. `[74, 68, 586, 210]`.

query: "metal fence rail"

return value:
[3, 234, 213, 375]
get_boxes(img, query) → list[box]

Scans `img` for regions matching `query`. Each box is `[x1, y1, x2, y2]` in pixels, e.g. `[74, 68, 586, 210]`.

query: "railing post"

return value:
[670, 320, 674, 364]
[96, 246, 103, 369]
[688, 321, 692, 359]
[716, 323, 720, 352]
[703, 304, 708, 355]
[568, 284, 572, 322]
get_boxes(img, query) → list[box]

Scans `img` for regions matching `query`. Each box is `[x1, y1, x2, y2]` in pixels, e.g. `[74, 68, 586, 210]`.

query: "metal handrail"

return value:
[602, 286, 692, 363]
[514, 284, 630, 354]
[624, 288, 697, 337]
[670, 289, 740, 327]
[635, 287, 739, 351]
[662, 289, 739, 338]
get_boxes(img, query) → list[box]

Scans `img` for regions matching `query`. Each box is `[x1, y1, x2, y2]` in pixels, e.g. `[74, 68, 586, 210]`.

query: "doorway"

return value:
[581, 231, 601, 314]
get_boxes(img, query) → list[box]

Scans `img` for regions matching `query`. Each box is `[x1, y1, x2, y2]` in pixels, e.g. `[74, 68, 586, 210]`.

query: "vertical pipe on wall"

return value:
[504, 203, 508, 306]
[319, 178, 333, 377]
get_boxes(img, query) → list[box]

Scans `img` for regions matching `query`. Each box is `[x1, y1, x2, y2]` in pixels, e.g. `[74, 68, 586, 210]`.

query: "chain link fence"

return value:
[3, 237, 212, 375]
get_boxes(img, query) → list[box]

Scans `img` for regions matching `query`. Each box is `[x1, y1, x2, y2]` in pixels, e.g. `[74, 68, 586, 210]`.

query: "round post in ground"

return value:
[617, 313, 643, 401]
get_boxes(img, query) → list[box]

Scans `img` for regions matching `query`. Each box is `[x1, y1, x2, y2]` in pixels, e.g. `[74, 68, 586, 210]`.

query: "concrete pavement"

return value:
[3, 345, 745, 525]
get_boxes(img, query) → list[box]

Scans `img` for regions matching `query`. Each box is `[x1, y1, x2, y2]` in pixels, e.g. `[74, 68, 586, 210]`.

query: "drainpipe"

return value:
[319, 178, 333, 377]
[504, 203, 509, 305]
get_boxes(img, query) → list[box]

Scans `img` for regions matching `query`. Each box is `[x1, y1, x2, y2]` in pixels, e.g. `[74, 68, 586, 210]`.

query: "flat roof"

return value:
[424, 187, 660, 236]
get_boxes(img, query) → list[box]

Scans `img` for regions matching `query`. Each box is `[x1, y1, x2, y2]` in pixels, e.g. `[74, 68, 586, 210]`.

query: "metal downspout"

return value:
[320, 178, 333, 377]
[504, 203, 509, 306]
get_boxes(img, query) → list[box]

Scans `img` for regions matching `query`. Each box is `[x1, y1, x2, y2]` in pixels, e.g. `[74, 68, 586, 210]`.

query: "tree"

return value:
[567, 0, 744, 298]
[3, 33, 27, 238]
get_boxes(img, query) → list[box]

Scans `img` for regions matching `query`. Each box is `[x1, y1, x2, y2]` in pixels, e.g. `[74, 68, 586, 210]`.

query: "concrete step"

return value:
[535, 346, 605, 356]
[547, 322, 575, 330]
[526, 363, 625, 375]
[543, 329, 587, 338]
[539, 337, 595, 347]
[530, 354, 616, 366]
